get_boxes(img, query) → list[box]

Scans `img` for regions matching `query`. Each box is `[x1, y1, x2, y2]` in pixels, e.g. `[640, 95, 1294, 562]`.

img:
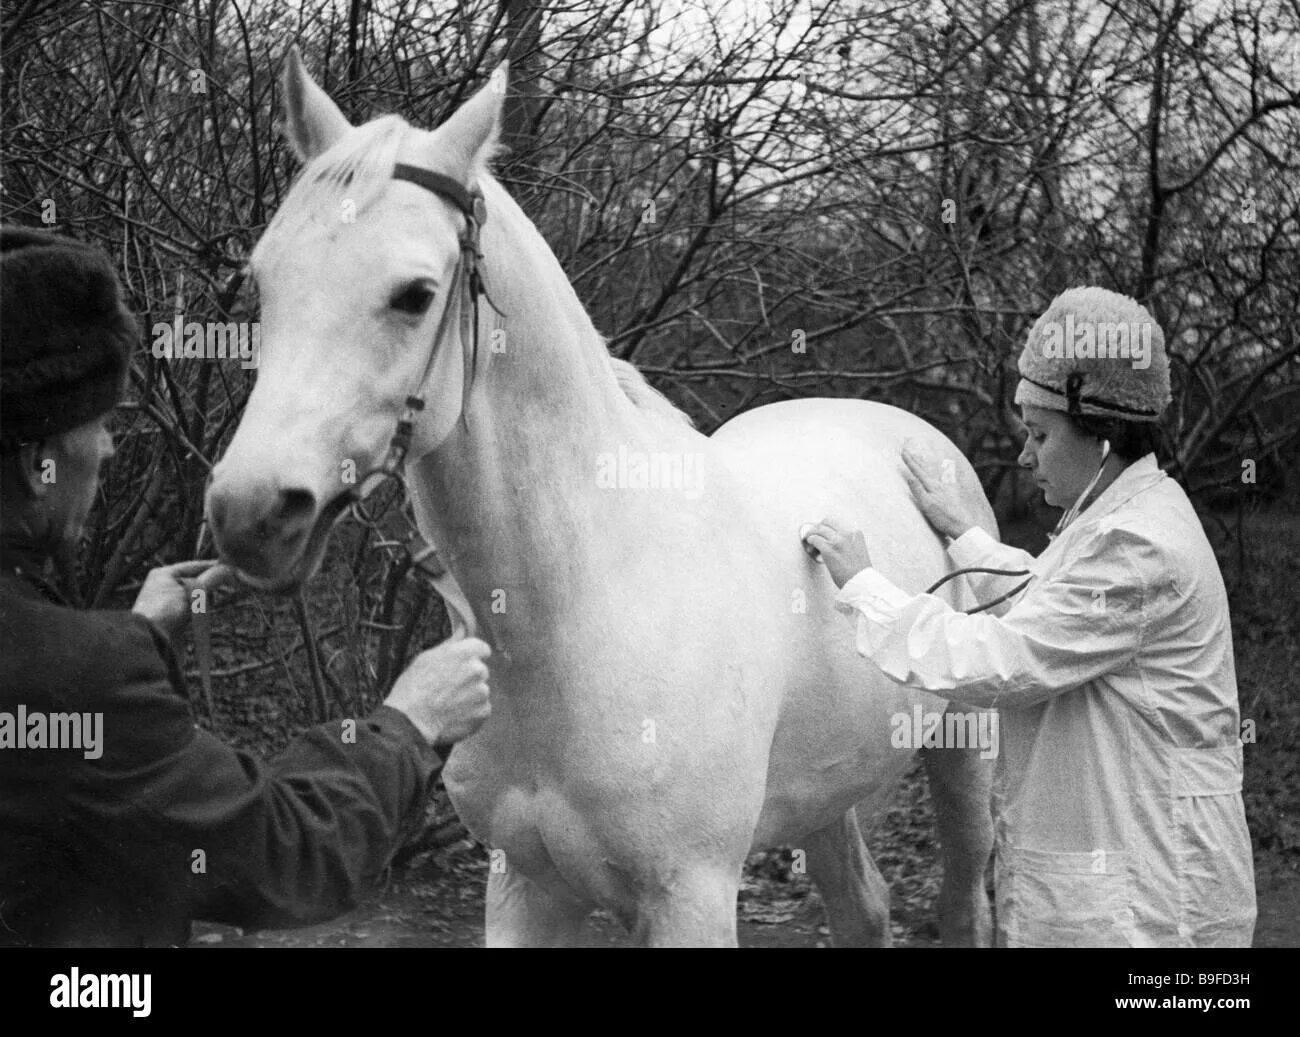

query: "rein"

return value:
[193, 164, 501, 707]
[369, 162, 491, 482]
[343, 162, 505, 640]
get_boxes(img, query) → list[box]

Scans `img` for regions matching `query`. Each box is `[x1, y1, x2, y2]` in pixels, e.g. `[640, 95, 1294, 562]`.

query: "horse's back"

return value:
[712, 397, 997, 589]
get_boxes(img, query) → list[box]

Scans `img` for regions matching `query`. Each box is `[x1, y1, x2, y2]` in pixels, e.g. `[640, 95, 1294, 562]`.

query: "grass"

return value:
[1207, 508, 1300, 862]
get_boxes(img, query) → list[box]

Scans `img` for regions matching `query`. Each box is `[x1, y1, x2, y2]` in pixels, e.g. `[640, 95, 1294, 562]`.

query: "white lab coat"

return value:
[836, 454, 1256, 947]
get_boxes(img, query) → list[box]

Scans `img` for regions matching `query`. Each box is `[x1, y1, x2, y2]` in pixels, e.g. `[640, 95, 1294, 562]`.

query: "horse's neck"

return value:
[407, 179, 697, 638]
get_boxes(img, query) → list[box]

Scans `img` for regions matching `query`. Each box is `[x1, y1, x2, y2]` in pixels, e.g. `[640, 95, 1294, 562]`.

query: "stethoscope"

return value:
[1047, 438, 1111, 542]
[801, 438, 1113, 615]
[937, 437, 1113, 612]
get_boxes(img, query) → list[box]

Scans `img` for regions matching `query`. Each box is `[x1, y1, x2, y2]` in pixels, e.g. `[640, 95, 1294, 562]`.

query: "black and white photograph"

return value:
[0, 0, 1296, 1009]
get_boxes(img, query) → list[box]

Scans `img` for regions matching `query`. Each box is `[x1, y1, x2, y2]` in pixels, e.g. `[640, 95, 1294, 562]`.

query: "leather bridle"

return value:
[194, 164, 500, 710]
[346, 163, 503, 631]
[359, 163, 494, 494]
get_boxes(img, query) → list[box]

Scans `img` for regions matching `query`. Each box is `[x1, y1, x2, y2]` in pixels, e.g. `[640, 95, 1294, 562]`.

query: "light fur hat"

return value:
[1013, 286, 1171, 422]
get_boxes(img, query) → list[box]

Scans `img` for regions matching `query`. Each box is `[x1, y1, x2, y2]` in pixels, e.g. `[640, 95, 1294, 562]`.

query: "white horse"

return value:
[206, 52, 997, 947]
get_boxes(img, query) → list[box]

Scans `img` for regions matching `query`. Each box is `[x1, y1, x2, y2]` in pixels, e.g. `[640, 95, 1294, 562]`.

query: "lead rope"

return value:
[193, 167, 499, 713]
[347, 164, 508, 642]
[184, 523, 217, 721]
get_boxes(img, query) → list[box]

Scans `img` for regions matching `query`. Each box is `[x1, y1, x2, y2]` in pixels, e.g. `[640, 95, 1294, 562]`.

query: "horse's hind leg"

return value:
[486, 867, 591, 947]
[804, 809, 892, 947]
[921, 733, 994, 947]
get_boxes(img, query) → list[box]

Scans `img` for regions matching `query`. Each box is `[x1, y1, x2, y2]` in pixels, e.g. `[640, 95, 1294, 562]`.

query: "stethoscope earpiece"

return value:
[1051, 437, 1112, 540]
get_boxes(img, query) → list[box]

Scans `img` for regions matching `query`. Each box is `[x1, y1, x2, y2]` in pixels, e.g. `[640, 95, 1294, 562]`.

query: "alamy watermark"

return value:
[50, 968, 150, 1016]
[0, 705, 103, 759]
[890, 704, 998, 760]
[595, 446, 705, 500]
[151, 316, 260, 369]
[1039, 313, 1152, 370]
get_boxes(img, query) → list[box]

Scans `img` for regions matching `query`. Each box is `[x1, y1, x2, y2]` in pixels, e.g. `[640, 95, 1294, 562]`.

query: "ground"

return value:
[195, 759, 1300, 948]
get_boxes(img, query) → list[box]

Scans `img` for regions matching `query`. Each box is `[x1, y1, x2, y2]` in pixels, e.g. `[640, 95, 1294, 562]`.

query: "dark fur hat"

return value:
[1, 226, 135, 451]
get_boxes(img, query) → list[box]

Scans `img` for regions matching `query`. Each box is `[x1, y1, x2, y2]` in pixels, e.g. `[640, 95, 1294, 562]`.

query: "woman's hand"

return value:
[132, 559, 237, 640]
[802, 519, 872, 589]
[900, 439, 978, 542]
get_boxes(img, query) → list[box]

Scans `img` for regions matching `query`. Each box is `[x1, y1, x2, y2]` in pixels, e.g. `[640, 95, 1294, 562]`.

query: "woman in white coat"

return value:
[805, 286, 1257, 947]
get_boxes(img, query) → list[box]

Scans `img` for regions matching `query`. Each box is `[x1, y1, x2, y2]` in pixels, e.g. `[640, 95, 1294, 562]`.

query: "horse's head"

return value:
[207, 49, 505, 592]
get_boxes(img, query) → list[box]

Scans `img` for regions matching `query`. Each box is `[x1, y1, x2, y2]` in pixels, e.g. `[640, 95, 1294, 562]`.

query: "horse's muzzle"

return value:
[206, 476, 345, 592]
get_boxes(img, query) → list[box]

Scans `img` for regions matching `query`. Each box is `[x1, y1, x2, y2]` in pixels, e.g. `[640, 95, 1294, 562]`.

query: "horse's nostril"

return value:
[276, 488, 317, 525]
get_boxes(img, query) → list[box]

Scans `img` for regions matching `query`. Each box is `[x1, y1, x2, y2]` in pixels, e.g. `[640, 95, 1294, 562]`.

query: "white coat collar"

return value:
[1059, 452, 1167, 542]
[1036, 454, 1167, 566]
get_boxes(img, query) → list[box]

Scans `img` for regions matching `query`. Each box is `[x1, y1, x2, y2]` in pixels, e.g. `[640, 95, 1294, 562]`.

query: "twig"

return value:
[293, 592, 329, 723]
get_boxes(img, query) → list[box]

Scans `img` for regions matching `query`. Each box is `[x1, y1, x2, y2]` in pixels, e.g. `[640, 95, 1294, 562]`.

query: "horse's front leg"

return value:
[486, 867, 592, 947]
[632, 865, 741, 947]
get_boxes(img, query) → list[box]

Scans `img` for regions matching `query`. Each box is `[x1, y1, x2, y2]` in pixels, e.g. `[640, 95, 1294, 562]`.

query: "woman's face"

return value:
[39, 414, 115, 544]
[1017, 404, 1105, 509]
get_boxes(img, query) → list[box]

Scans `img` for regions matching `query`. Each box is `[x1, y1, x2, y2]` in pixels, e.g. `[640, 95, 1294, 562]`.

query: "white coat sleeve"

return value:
[945, 526, 1035, 618]
[835, 525, 1149, 708]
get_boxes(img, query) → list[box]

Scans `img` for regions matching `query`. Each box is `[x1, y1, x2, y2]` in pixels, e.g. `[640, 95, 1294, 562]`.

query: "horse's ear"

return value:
[428, 62, 508, 178]
[281, 46, 351, 163]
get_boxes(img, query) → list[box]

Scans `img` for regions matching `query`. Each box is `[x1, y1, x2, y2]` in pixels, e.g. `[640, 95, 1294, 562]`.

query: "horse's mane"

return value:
[608, 355, 694, 428]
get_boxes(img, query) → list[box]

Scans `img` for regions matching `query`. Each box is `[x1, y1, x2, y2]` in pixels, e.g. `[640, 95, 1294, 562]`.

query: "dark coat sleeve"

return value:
[1, 576, 443, 941]
[91, 613, 444, 930]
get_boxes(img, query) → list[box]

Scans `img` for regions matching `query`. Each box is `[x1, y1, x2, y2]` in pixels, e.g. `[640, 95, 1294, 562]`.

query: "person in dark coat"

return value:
[0, 225, 492, 947]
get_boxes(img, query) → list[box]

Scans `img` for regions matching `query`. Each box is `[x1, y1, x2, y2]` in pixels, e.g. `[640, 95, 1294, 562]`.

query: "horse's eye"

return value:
[390, 283, 435, 316]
